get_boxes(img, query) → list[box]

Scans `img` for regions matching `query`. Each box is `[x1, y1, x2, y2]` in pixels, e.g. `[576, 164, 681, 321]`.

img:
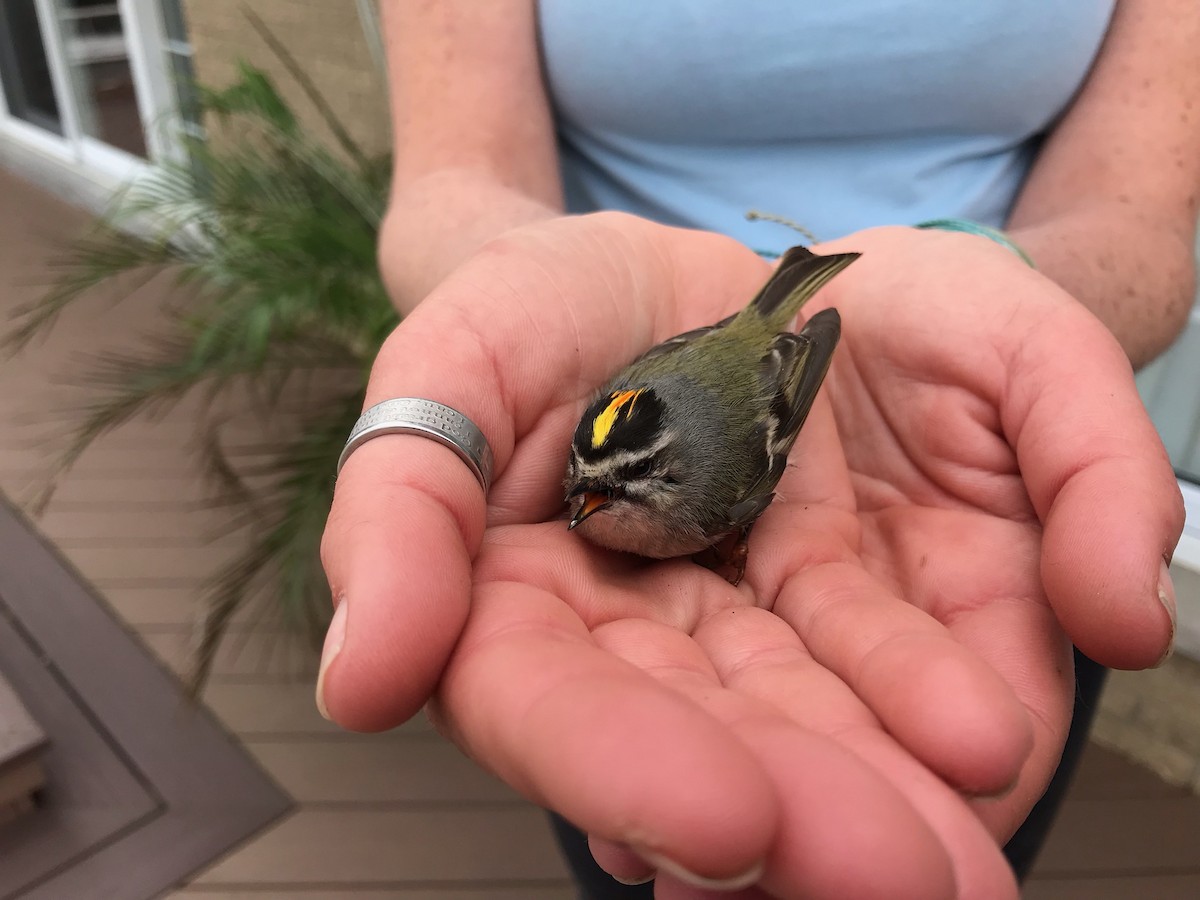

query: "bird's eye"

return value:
[630, 459, 655, 479]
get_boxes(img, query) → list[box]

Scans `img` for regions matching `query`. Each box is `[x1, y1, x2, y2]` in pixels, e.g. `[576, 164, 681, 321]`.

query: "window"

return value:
[0, 0, 64, 134]
[58, 0, 148, 157]
[0, 0, 196, 179]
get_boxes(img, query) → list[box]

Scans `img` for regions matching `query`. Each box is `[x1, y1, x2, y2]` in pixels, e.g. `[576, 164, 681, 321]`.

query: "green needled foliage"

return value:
[3, 48, 397, 692]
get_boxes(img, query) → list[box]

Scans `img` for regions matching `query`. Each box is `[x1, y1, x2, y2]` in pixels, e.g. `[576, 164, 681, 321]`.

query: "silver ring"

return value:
[337, 398, 494, 492]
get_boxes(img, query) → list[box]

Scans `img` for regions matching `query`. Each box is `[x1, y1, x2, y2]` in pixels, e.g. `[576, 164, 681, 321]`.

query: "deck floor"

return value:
[1, 167, 1198, 898]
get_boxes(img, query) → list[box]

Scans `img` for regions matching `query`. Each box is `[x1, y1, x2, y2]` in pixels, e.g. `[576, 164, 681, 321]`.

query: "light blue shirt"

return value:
[538, 1, 1114, 254]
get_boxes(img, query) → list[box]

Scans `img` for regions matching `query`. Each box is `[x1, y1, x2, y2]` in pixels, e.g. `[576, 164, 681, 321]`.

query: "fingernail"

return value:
[315, 600, 348, 719]
[613, 873, 656, 886]
[634, 847, 763, 891]
[1155, 560, 1177, 668]
[965, 772, 1020, 802]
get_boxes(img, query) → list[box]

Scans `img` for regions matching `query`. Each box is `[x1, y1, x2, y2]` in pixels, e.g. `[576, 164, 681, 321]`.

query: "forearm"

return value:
[1007, 205, 1196, 369]
[1001, 0, 1200, 370]
[378, 0, 563, 313]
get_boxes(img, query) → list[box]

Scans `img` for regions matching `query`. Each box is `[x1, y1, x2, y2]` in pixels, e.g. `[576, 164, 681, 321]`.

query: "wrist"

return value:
[381, 172, 559, 312]
[913, 218, 1035, 268]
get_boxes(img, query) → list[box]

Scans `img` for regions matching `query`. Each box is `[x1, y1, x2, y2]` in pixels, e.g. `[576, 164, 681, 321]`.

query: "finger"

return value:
[318, 277, 518, 729]
[586, 836, 655, 886]
[594, 618, 957, 900]
[1005, 303, 1182, 667]
[695, 606, 1020, 900]
[956, 595, 1072, 837]
[868, 507, 1075, 836]
[319, 288, 516, 730]
[586, 837, 773, 895]
[320, 437, 482, 730]
[774, 561, 1033, 794]
[585, 844, 783, 899]
[435, 580, 779, 883]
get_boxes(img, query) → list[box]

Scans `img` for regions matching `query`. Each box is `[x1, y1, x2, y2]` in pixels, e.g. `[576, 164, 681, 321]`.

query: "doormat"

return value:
[0, 497, 292, 899]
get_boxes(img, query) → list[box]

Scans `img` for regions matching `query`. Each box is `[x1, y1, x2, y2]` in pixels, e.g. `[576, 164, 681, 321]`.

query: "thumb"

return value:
[1007, 303, 1181, 668]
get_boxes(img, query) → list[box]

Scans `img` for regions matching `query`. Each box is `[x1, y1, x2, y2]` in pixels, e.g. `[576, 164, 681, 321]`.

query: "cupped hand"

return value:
[810, 226, 1182, 830]
[320, 215, 1181, 899]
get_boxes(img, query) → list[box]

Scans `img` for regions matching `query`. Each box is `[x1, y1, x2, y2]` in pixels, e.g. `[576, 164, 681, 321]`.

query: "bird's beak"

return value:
[568, 491, 613, 529]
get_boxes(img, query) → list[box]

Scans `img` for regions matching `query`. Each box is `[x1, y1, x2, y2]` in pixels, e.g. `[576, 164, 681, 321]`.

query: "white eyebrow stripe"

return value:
[573, 448, 651, 477]
[572, 429, 676, 479]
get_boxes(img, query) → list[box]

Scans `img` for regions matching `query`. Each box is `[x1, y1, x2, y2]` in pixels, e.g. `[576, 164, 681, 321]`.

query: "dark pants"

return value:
[551, 649, 1106, 897]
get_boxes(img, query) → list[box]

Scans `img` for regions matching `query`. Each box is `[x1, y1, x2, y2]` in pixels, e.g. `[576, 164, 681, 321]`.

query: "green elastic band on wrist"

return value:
[914, 218, 1035, 268]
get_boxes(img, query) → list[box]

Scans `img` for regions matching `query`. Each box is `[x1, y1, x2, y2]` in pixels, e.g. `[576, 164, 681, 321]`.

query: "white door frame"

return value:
[0, 0, 177, 190]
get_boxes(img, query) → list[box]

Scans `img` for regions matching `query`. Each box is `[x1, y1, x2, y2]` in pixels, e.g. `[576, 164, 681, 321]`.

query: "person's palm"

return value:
[322, 216, 1180, 900]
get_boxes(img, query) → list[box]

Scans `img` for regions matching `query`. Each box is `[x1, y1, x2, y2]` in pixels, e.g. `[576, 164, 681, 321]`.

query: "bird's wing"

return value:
[727, 308, 841, 523]
[762, 308, 840, 455]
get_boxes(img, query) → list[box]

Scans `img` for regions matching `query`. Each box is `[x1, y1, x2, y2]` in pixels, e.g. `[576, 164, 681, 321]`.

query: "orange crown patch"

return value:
[591, 389, 644, 448]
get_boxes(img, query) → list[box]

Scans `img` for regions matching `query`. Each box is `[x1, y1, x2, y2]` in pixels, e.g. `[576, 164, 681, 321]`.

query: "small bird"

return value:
[563, 245, 860, 584]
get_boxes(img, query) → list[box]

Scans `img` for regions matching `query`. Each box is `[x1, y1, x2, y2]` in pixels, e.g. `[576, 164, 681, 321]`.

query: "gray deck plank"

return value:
[1023, 873, 1200, 900]
[167, 888, 574, 899]
[191, 808, 570, 885]
[244, 738, 522, 804]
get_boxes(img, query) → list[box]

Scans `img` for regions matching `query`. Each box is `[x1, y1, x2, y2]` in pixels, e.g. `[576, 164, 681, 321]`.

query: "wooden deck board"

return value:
[1031, 794, 1200, 873]
[1023, 873, 1200, 900]
[167, 889, 575, 899]
[191, 808, 571, 885]
[244, 738, 523, 804]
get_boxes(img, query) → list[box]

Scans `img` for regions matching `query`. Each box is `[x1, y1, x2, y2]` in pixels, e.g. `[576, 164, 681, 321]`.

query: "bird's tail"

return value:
[750, 245, 860, 328]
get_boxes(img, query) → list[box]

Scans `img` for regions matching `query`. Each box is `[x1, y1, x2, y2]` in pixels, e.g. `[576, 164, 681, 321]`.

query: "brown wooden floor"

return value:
[2, 167, 1199, 899]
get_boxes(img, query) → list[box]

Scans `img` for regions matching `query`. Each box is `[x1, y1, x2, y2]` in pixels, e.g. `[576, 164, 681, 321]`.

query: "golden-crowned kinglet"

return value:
[564, 245, 860, 584]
